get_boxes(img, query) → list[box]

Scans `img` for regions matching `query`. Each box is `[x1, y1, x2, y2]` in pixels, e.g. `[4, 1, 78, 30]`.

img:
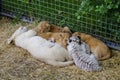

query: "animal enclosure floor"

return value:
[0, 17, 120, 80]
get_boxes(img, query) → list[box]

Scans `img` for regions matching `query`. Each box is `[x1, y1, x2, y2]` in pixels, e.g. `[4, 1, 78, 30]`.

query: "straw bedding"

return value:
[0, 17, 120, 80]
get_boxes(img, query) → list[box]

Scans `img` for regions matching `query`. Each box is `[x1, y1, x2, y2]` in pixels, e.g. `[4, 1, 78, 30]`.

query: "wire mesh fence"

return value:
[1, 0, 120, 50]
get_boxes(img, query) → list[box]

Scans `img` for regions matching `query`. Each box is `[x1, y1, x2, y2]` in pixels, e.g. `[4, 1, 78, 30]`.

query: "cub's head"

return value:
[35, 21, 51, 33]
[73, 32, 91, 42]
[7, 26, 27, 44]
[62, 26, 72, 34]
[68, 36, 81, 45]
[15, 26, 28, 36]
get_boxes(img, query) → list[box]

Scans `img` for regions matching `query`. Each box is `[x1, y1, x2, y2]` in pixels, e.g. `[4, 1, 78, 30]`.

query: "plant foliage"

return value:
[76, 0, 120, 23]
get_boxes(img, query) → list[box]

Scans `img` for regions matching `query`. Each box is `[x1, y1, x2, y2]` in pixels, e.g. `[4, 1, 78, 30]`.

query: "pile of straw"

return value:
[0, 17, 120, 80]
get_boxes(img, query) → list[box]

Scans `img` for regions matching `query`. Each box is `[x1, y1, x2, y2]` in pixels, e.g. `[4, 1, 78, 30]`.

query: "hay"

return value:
[0, 17, 120, 80]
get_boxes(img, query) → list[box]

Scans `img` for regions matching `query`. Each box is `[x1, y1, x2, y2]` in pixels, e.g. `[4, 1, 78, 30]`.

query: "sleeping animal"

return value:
[67, 36, 102, 71]
[34, 21, 72, 49]
[7, 26, 73, 67]
[38, 32, 71, 49]
[73, 32, 111, 61]
[34, 21, 71, 33]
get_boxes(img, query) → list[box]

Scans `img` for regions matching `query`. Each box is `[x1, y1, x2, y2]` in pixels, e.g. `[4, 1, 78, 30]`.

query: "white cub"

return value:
[7, 26, 73, 67]
[67, 36, 102, 71]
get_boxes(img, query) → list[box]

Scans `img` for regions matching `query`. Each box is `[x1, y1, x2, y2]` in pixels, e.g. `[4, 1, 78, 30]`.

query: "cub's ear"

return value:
[77, 36, 81, 44]
[67, 38, 72, 44]
[77, 36, 81, 40]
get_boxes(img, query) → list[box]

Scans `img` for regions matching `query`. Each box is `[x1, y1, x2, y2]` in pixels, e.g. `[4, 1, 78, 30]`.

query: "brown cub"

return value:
[73, 32, 111, 61]
[34, 21, 72, 49]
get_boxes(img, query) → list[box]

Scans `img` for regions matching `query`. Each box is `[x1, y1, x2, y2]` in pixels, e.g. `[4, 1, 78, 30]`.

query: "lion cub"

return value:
[34, 21, 72, 49]
[34, 21, 71, 33]
[38, 32, 71, 49]
[73, 32, 111, 61]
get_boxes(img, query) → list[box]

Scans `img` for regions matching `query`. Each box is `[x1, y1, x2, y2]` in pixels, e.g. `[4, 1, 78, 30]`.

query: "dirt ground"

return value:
[0, 17, 120, 80]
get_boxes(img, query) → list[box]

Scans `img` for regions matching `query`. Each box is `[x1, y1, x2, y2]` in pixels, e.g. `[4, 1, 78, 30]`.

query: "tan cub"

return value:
[38, 32, 71, 49]
[73, 32, 111, 61]
[34, 21, 72, 49]
[34, 21, 71, 33]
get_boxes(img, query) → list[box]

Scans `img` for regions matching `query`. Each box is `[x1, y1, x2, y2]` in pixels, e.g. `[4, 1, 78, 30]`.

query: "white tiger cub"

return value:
[67, 36, 102, 71]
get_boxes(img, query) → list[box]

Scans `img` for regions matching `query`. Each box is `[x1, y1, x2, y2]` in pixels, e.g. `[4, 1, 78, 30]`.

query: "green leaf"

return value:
[77, 16, 81, 20]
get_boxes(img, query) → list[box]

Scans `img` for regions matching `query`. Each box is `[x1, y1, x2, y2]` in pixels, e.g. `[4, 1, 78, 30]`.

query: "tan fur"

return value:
[34, 21, 51, 34]
[38, 32, 71, 49]
[73, 32, 111, 61]
[34, 21, 72, 49]
[34, 21, 72, 33]
[50, 24, 72, 33]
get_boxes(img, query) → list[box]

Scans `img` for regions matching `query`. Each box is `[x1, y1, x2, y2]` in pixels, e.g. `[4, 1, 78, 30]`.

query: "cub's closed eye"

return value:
[69, 39, 72, 43]
[21, 27, 24, 29]
[73, 40, 76, 42]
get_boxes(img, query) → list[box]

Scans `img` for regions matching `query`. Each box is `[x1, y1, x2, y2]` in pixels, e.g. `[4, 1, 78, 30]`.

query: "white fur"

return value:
[67, 36, 102, 71]
[7, 26, 73, 67]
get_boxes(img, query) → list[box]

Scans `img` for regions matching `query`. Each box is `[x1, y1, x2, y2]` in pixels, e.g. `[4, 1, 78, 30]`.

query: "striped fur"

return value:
[67, 36, 102, 71]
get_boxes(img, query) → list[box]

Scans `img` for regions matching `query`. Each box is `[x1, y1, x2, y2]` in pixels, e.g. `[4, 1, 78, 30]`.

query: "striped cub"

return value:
[67, 36, 102, 71]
